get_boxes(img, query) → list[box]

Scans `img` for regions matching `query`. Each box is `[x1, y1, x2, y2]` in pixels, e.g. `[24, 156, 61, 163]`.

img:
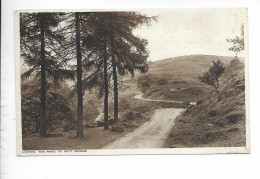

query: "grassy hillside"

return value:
[149, 55, 234, 81]
[125, 55, 235, 102]
[141, 78, 210, 102]
[164, 58, 246, 148]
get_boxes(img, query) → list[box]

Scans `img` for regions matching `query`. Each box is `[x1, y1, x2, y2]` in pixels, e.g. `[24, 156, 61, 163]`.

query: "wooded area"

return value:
[20, 12, 156, 138]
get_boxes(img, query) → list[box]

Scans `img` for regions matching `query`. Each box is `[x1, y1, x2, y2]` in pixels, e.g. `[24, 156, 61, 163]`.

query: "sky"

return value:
[134, 8, 247, 62]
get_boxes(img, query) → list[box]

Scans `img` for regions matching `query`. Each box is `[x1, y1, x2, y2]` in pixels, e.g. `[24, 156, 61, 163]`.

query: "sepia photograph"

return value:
[15, 8, 249, 155]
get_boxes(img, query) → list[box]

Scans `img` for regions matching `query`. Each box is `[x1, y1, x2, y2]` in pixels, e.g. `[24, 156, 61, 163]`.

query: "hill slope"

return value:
[124, 55, 236, 102]
[164, 58, 246, 148]
[148, 55, 234, 81]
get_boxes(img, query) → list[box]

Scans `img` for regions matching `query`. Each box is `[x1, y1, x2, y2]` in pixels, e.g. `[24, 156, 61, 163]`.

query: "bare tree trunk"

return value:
[110, 24, 119, 124]
[39, 14, 47, 137]
[103, 31, 109, 130]
[75, 12, 84, 138]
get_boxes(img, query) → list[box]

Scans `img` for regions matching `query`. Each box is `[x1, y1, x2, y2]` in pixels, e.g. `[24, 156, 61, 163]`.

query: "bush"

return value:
[214, 117, 227, 127]
[236, 84, 245, 91]
[122, 123, 138, 128]
[141, 87, 149, 93]
[64, 123, 76, 132]
[97, 121, 105, 127]
[124, 111, 135, 120]
[111, 125, 124, 133]
[208, 110, 218, 117]
[137, 75, 153, 88]
[196, 100, 203, 105]
[226, 112, 244, 124]
[123, 111, 142, 120]
[157, 78, 168, 85]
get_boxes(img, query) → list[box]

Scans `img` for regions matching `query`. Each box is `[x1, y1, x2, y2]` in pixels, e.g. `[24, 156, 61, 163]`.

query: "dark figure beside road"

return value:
[182, 101, 190, 109]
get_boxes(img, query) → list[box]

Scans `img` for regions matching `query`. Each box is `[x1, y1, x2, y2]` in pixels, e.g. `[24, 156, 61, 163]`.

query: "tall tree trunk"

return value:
[112, 62, 118, 123]
[110, 24, 119, 124]
[103, 31, 109, 130]
[75, 12, 84, 138]
[39, 14, 47, 137]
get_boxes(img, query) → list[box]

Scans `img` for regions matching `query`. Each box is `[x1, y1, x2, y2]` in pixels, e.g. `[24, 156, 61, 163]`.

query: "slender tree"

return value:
[39, 14, 47, 136]
[103, 31, 110, 130]
[199, 60, 225, 94]
[81, 12, 113, 130]
[107, 12, 155, 123]
[60, 12, 95, 137]
[109, 13, 119, 123]
[75, 12, 84, 138]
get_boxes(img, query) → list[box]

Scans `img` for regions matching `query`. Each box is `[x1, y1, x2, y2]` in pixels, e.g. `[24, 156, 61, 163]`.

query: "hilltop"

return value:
[148, 55, 234, 81]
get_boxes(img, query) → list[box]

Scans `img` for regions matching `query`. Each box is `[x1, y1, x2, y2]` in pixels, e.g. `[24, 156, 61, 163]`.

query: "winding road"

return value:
[103, 93, 185, 149]
[134, 93, 196, 105]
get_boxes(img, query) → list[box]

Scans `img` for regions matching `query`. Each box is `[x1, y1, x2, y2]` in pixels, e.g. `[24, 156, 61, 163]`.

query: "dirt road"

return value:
[103, 108, 184, 149]
[134, 93, 196, 105]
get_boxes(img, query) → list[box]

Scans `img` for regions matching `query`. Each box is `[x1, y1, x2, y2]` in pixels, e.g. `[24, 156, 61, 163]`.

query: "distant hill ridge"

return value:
[148, 55, 234, 81]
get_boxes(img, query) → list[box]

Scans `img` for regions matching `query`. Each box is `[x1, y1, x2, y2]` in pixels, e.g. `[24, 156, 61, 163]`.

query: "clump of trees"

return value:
[20, 12, 156, 137]
[198, 60, 225, 94]
[137, 75, 153, 93]
[21, 80, 74, 135]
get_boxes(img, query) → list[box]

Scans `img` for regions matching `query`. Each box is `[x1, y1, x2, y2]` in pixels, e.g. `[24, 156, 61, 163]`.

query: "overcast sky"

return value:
[134, 9, 247, 62]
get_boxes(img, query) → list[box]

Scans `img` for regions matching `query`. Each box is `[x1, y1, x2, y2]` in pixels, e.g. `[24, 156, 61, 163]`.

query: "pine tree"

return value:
[59, 12, 95, 138]
[75, 12, 84, 138]
[199, 60, 225, 94]
[81, 12, 112, 130]
[107, 12, 155, 123]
